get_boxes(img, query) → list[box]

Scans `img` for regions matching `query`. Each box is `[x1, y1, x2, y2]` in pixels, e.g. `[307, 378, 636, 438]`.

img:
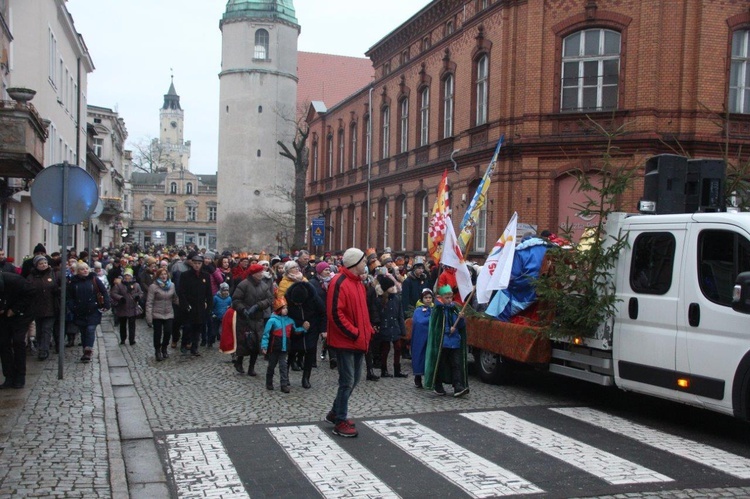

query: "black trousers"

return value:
[153, 318, 172, 349]
[435, 347, 464, 391]
[119, 316, 136, 343]
[0, 315, 32, 380]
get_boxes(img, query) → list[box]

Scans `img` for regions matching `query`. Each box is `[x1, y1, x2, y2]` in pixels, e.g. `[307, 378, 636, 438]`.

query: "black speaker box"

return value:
[643, 155, 689, 214]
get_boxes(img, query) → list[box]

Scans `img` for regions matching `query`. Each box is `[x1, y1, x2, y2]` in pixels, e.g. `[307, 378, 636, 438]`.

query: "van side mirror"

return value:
[732, 272, 750, 314]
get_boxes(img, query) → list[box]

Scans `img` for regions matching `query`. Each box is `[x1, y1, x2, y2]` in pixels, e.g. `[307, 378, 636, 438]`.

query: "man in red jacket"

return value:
[324, 247, 373, 438]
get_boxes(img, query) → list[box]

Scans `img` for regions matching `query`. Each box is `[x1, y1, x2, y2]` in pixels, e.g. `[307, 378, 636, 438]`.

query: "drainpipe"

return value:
[366, 85, 373, 249]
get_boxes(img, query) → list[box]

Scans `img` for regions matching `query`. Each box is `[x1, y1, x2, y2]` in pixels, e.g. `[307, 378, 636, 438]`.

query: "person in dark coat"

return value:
[401, 261, 429, 312]
[110, 268, 143, 345]
[310, 262, 333, 367]
[177, 253, 212, 357]
[286, 280, 326, 389]
[21, 243, 50, 278]
[231, 263, 273, 376]
[376, 274, 407, 377]
[0, 271, 36, 388]
[27, 255, 60, 360]
[0, 249, 18, 273]
[67, 262, 110, 363]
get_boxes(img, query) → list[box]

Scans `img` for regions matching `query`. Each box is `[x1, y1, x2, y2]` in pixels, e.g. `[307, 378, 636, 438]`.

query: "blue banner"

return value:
[311, 217, 325, 246]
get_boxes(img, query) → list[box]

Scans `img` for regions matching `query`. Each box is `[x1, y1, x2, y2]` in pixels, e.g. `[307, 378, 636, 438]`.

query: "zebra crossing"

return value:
[158, 406, 750, 498]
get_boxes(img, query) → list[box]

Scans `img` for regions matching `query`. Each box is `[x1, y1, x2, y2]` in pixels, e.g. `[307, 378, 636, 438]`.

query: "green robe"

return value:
[423, 300, 468, 390]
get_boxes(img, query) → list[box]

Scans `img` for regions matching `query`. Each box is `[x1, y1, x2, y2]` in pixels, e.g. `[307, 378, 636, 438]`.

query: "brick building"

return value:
[305, 0, 750, 258]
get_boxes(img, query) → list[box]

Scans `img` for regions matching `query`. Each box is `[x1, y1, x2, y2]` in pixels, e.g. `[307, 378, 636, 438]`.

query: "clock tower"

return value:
[157, 77, 191, 171]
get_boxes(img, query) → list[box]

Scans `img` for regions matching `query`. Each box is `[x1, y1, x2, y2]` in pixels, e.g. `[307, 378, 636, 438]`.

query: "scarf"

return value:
[156, 278, 172, 291]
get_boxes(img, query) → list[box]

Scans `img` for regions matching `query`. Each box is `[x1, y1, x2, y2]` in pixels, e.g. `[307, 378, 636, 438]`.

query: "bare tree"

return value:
[277, 105, 310, 250]
[129, 137, 169, 174]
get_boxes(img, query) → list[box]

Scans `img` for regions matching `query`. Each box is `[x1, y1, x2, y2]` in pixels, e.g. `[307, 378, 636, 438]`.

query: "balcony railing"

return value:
[0, 99, 47, 178]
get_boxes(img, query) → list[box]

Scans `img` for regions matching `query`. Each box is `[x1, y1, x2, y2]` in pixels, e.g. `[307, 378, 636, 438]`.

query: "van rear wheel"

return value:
[476, 349, 510, 385]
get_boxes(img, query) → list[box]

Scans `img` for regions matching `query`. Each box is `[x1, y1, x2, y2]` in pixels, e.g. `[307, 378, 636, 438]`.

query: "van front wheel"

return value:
[476, 349, 510, 385]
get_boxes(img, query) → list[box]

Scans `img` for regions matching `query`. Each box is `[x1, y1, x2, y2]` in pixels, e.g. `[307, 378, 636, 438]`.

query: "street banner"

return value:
[427, 169, 451, 264]
[475, 211, 518, 304]
[440, 215, 474, 301]
[311, 217, 325, 247]
[458, 134, 504, 254]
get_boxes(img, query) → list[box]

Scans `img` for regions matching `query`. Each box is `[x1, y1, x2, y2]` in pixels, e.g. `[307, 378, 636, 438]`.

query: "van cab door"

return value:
[614, 223, 686, 399]
[677, 223, 750, 415]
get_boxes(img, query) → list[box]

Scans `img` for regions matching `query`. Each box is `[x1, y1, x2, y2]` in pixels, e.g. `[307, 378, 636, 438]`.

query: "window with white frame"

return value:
[187, 205, 197, 221]
[476, 55, 489, 125]
[338, 128, 345, 174]
[93, 138, 103, 158]
[561, 28, 620, 112]
[312, 142, 318, 181]
[143, 205, 153, 220]
[443, 74, 454, 138]
[421, 195, 429, 251]
[327, 134, 333, 177]
[730, 30, 750, 114]
[208, 205, 217, 221]
[254, 29, 269, 60]
[364, 115, 371, 165]
[400, 197, 407, 251]
[382, 106, 390, 158]
[350, 124, 357, 169]
[350, 205, 357, 247]
[170, 182, 177, 194]
[420, 87, 430, 146]
[186, 182, 193, 195]
[382, 202, 389, 249]
[399, 98, 409, 153]
[475, 205, 487, 252]
[48, 29, 57, 85]
[338, 209, 345, 250]
[165, 206, 175, 221]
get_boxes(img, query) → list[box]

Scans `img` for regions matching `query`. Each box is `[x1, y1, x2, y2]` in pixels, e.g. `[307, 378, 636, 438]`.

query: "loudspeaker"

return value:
[643, 155, 689, 214]
[686, 159, 725, 212]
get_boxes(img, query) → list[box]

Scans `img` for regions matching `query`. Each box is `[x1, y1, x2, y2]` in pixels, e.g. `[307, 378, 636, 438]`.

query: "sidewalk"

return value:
[0, 315, 167, 498]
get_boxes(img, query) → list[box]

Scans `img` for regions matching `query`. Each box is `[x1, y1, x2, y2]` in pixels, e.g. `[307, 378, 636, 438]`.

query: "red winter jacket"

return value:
[326, 266, 373, 352]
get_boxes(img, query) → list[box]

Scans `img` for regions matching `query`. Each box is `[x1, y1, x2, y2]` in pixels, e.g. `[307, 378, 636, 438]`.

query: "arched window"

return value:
[381, 106, 390, 159]
[186, 182, 193, 195]
[382, 201, 390, 249]
[443, 74, 454, 138]
[475, 55, 489, 125]
[350, 123, 357, 169]
[419, 87, 430, 147]
[349, 205, 357, 247]
[561, 28, 620, 112]
[399, 197, 408, 251]
[399, 98, 409, 153]
[312, 141, 318, 181]
[170, 182, 177, 194]
[337, 128, 345, 174]
[363, 114, 371, 166]
[326, 133, 334, 177]
[730, 29, 750, 113]
[254, 29, 269, 60]
[420, 194, 430, 251]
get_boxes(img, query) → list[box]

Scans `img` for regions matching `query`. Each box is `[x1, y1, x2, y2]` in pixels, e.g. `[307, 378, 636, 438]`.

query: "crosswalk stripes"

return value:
[267, 425, 400, 499]
[461, 411, 673, 485]
[365, 418, 543, 497]
[160, 407, 750, 498]
[551, 407, 750, 479]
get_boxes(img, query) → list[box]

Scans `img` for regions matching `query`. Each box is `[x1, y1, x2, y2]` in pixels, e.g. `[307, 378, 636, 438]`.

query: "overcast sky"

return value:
[65, 1, 427, 174]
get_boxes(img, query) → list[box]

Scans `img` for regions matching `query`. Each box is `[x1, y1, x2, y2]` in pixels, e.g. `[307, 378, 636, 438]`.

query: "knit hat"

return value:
[315, 262, 330, 274]
[437, 284, 453, 295]
[286, 282, 310, 305]
[247, 263, 264, 275]
[123, 268, 134, 277]
[219, 282, 229, 291]
[33, 243, 46, 254]
[32, 255, 47, 267]
[421, 288, 434, 298]
[270, 256, 281, 266]
[204, 251, 215, 261]
[377, 274, 395, 293]
[380, 252, 393, 265]
[342, 248, 365, 269]
[273, 296, 287, 312]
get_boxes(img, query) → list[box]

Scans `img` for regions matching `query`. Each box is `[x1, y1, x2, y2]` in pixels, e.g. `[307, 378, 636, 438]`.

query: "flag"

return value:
[458, 135, 504, 254]
[427, 169, 451, 264]
[440, 216, 474, 302]
[475, 212, 518, 304]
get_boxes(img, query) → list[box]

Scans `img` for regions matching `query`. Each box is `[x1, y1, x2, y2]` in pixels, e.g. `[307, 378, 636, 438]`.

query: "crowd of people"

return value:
[0, 242, 472, 439]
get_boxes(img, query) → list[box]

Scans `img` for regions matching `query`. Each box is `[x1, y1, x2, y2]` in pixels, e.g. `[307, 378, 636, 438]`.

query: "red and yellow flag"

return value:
[427, 170, 451, 264]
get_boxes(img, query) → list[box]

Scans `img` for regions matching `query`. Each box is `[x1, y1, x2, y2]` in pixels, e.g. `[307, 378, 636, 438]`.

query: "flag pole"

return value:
[451, 286, 475, 332]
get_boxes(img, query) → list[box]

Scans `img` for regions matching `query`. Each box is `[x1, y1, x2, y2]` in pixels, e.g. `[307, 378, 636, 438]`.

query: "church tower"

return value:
[217, 0, 299, 251]
[156, 77, 191, 171]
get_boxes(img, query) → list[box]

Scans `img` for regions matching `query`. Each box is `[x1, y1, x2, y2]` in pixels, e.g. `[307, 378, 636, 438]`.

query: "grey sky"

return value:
[65, 1, 427, 174]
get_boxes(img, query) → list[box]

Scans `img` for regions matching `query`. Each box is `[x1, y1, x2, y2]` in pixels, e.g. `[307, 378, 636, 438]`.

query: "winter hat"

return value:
[421, 288, 434, 298]
[123, 268, 134, 277]
[273, 296, 287, 312]
[32, 255, 47, 267]
[219, 282, 229, 291]
[204, 251, 215, 261]
[270, 256, 281, 266]
[380, 252, 393, 265]
[258, 260, 270, 267]
[437, 284, 453, 295]
[315, 262, 330, 274]
[247, 263, 265, 275]
[286, 282, 310, 305]
[342, 247, 365, 269]
[377, 274, 395, 293]
[33, 243, 46, 254]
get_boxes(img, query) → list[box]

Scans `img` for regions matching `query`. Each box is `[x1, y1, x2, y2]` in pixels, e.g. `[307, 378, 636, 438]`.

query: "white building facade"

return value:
[217, 0, 299, 251]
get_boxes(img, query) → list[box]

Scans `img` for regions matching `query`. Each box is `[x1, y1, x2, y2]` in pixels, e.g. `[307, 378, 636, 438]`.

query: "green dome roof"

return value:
[223, 0, 297, 25]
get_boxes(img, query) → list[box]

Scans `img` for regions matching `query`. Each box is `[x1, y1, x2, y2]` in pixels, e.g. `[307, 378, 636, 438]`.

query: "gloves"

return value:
[244, 304, 259, 317]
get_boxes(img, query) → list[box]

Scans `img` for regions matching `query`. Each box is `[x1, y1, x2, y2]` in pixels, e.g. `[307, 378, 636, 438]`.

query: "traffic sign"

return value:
[311, 217, 325, 246]
[121, 228, 129, 238]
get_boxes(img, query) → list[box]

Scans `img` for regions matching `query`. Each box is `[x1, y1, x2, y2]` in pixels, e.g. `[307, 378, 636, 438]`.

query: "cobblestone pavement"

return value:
[2, 313, 750, 497]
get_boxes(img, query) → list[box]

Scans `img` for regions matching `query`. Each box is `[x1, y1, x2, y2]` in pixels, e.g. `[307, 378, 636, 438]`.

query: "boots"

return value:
[155, 349, 163, 362]
[394, 367, 408, 378]
[301, 370, 311, 389]
[266, 373, 274, 390]
[234, 356, 245, 374]
[66, 335, 75, 348]
[380, 369, 393, 378]
[247, 354, 258, 377]
[414, 375, 423, 388]
[161, 345, 169, 359]
[11, 374, 25, 389]
[80, 347, 93, 363]
[366, 368, 380, 381]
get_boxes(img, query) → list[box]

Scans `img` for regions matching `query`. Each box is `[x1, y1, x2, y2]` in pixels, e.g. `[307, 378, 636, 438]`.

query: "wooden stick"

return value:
[450, 287, 475, 332]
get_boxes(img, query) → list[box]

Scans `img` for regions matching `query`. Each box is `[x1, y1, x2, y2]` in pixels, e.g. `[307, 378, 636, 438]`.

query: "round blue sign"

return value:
[30, 163, 99, 225]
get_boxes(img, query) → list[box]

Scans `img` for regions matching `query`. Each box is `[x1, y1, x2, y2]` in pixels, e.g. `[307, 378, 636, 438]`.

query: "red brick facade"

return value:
[305, 0, 750, 257]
